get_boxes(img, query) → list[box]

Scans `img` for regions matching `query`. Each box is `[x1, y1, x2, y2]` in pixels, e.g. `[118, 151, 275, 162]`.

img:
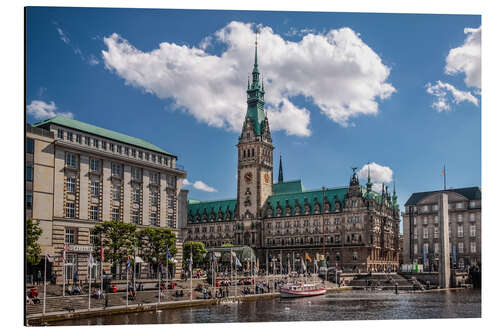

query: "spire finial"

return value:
[254, 27, 259, 67]
[278, 154, 284, 183]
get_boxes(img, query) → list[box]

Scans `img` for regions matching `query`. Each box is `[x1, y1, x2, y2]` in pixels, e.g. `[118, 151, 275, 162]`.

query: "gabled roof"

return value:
[272, 180, 305, 195]
[33, 115, 175, 157]
[404, 186, 481, 206]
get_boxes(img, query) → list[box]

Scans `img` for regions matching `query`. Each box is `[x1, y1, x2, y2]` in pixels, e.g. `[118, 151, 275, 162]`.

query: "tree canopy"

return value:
[137, 227, 176, 265]
[26, 218, 42, 266]
[183, 241, 207, 269]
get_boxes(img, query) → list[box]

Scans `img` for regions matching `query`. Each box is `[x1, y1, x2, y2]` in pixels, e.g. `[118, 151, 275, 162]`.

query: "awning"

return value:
[134, 256, 144, 263]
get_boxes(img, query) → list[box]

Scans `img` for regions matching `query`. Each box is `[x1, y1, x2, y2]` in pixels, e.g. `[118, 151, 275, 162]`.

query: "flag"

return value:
[166, 247, 172, 259]
[88, 253, 95, 267]
[441, 166, 445, 177]
[46, 254, 54, 263]
[301, 258, 306, 272]
[188, 252, 193, 273]
[305, 252, 312, 263]
[100, 244, 104, 262]
[62, 244, 67, 263]
[126, 255, 131, 271]
[235, 256, 242, 268]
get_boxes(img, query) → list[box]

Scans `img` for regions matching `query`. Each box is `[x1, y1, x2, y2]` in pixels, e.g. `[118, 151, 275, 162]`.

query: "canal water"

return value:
[51, 289, 481, 326]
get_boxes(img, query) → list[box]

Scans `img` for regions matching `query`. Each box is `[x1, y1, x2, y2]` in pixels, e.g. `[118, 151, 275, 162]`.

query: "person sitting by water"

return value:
[26, 295, 34, 305]
[73, 285, 82, 295]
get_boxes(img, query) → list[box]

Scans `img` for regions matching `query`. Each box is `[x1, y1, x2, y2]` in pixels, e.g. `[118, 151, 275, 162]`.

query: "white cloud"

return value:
[26, 100, 74, 120]
[88, 54, 100, 66]
[445, 26, 481, 89]
[182, 179, 217, 192]
[358, 162, 393, 193]
[425, 80, 479, 112]
[102, 21, 395, 137]
[57, 27, 70, 44]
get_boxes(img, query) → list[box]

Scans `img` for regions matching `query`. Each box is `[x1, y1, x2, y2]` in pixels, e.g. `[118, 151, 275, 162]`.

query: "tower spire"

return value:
[278, 154, 284, 183]
[366, 165, 372, 191]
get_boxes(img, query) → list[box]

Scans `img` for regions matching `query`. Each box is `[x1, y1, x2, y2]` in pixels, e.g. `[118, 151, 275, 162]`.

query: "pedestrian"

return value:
[36, 271, 42, 285]
[73, 271, 78, 285]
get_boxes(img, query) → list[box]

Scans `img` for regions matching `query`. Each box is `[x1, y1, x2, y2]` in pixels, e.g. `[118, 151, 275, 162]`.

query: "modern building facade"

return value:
[26, 117, 187, 282]
[182, 41, 401, 273]
[402, 187, 481, 271]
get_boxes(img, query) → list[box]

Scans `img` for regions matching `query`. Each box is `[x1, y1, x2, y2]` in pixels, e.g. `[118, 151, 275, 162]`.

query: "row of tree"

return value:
[26, 218, 208, 274]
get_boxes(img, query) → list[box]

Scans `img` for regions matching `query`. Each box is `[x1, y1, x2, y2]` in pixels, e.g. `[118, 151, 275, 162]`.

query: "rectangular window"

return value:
[434, 227, 439, 239]
[434, 242, 439, 254]
[131, 149, 136, 158]
[26, 192, 33, 209]
[458, 214, 463, 223]
[470, 225, 476, 237]
[434, 215, 439, 224]
[125, 147, 129, 156]
[458, 242, 464, 254]
[67, 132, 73, 142]
[457, 202, 464, 209]
[145, 152, 149, 161]
[93, 139, 99, 148]
[151, 173, 159, 185]
[110, 143, 114, 152]
[132, 210, 139, 224]
[432, 204, 438, 211]
[90, 158, 99, 172]
[168, 215, 174, 228]
[111, 163, 121, 177]
[151, 212, 157, 226]
[65, 153, 77, 168]
[85, 136, 90, 146]
[102, 141, 107, 150]
[76, 134, 82, 144]
[65, 228, 76, 244]
[65, 202, 75, 218]
[470, 242, 476, 253]
[167, 175, 175, 187]
[423, 216, 427, 225]
[57, 129, 64, 139]
[423, 227, 428, 239]
[112, 185, 120, 201]
[470, 213, 475, 222]
[470, 201, 476, 208]
[151, 190, 158, 206]
[91, 181, 99, 197]
[133, 187, 141, 204]
[457, 225, 464, 238]
[138, 151, 143, 159]
[66, 176, 76, 193]
[112, 208, 120, 221]
[117, 145, 122, 154]
[414, 244, 418, 255]
[132, 168, 141, 180]
[26, 166, 33, 181]
[413, 229, 418, 239]
[423, 205, 429, 212]
[90, 205, 99, 220]
[26, 138, 34, 154]
[168, 196, 174, 209]
[152, 155, 156, 163]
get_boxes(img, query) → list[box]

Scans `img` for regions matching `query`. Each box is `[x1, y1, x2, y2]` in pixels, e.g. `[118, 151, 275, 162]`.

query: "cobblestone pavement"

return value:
[26, 275, 337, 316]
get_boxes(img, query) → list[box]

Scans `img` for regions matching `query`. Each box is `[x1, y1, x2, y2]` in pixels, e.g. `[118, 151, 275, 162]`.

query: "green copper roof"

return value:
[33, 116, 175, 157]
[272, 180, 305, 195]
[265, 187, 348, 217]
[187, 198, 237, 219]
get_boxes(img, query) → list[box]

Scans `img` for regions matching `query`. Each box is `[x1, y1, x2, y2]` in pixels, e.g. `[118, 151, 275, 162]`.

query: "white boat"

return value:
[280, 283, 326, 298]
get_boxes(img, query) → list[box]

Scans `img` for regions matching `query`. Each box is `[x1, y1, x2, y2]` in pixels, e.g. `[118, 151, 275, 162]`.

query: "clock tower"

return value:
[236, 35, 274, 220]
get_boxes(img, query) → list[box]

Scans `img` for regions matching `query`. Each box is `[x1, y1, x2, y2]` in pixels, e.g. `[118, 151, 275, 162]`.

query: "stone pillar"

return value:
[439, 192, 450, 289]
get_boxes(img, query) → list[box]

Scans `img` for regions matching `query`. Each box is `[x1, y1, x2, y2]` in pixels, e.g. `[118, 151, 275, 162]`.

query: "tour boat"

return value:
[280, 283, 327, 298]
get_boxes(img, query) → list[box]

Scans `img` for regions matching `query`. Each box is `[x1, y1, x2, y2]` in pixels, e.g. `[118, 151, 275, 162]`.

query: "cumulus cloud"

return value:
[182, 179, 217, 192]
[102, 21, 395, 137]
[26, 100, 74, 120]
[358, 162, 393, 193]
[445, 26, 481, 89]
[425, 80, 479, 112]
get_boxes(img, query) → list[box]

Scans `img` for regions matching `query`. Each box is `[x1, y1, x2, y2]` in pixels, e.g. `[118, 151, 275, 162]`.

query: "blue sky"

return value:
[26, 7, 481, 215]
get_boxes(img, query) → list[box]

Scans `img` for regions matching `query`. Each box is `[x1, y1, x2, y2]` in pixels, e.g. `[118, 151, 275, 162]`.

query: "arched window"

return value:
[353, 251, 358, 261]
[243, 150, 246, 158]
[252, 148, 255, 156]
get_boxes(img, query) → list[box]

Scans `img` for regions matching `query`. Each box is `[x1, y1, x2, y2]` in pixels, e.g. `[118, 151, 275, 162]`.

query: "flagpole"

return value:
[43, 254, 47, 315]
[230, 248, 233, 298]
[88, 251, 91, 310]
[126, 257, 129, 308]
[190, 249, 193, 301]
[444, 165, 447, 190]
[234, 249, 237, 298]
[157, 261, 160, 304]
[62, 245, 66, 298]
[166, 249, 168, 303]
[100, 236, 103, 295]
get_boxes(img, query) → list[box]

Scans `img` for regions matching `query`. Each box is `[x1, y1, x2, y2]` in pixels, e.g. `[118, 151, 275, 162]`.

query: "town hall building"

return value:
[182, 39, 401, 273]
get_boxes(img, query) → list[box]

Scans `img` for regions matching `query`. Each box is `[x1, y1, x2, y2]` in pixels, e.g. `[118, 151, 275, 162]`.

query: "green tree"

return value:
[91, 220, 136, 277]
[183, 241, 207, 269]
[26, 218, 42, 266]
[137, 227, 177, 266]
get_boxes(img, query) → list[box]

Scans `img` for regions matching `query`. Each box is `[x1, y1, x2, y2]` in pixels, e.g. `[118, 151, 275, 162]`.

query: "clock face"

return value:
[264, 172, 271, 184]
[244, 172, 253, 184]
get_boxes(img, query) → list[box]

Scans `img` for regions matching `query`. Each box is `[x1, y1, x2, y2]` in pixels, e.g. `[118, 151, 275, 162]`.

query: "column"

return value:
[439, 192, 450, 288]
[123, 165, 131, 223]
[79, 155, 89, 220]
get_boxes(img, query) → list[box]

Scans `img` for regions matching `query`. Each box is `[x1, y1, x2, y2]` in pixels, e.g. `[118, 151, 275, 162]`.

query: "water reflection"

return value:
[51, 289, 480, 326]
